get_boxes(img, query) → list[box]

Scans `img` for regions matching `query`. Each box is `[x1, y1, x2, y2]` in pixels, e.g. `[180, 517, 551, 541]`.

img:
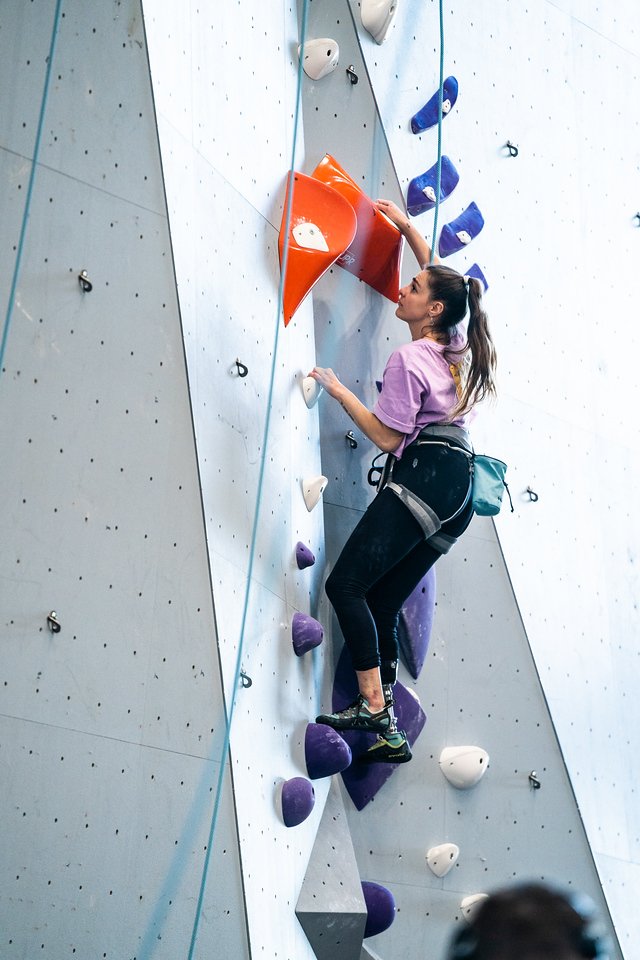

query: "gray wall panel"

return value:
[0, 2, 249, 956]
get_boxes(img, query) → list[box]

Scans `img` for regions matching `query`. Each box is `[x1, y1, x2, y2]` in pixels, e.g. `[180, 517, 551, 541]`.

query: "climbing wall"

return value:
[2, 0, 639, 958]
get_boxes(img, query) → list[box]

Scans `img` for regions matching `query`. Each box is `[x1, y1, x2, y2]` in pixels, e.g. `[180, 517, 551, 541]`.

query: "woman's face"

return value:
[396, 270, 432, 323]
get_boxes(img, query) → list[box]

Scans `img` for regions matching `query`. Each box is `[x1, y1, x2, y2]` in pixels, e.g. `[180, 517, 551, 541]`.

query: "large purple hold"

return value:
[397, 566, 436, 679]
[281, 777, 316, 827]
[292, 612, 324, 656]
[333, 648, 427, 810]
[362, 881, 396, 938]
[295, 541, 316, 569]
[305, 723, 352, 780]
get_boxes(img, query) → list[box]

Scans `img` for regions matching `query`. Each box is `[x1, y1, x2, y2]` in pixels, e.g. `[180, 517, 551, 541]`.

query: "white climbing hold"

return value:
[460, 893, 489, 922]
[439, 745, 489, 789]
[302, 376, 323, 408]
[361, 0, 398, 44]
[302, 476, 328, 511]
[292, 221, 329, 253]
[455, 229, 472, 245]
[298, 38, 339, 81]
[426, 843, 460, 878]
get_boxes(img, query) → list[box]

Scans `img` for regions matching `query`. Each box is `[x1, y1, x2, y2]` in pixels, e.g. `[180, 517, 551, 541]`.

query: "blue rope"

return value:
[186, 2, 309, 956]
[429, 0, 445, 263]
[0, 0, 64, 381]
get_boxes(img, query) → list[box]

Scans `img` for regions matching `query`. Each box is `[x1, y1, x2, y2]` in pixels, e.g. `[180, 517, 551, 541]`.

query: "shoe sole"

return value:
[315, 714, 390, 734]
[362, 748, 412, 764]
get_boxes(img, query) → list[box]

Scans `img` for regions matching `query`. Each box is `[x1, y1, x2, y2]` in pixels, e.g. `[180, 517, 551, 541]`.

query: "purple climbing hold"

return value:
[397, 566, 436, 679]
[292, 612, 324, 656]
[438, 201, 485, 258]
[281, 776, 316, 827]
[407, 155, 459, 217]
[295, 541, 316, 569]
[362, 881, 396, 938]
[332, 648, 426, 810]
[305, 723, 352, 780]
[466, 262, 489, 292]
[411, 76, 459, 134]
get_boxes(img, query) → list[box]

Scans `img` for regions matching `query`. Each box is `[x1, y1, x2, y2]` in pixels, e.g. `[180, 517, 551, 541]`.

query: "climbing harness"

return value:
[367, 423, 512, 546]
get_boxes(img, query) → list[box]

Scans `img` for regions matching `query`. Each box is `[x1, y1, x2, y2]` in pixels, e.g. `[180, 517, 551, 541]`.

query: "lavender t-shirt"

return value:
[373, 330, 469, 457]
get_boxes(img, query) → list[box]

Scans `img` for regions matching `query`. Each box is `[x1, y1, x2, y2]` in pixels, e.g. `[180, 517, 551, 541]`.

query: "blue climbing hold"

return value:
[411, 76, 458, 134]
[438, 201, 485, 258]
[466, 262, 489, 291]
[407, 155, 459, 216]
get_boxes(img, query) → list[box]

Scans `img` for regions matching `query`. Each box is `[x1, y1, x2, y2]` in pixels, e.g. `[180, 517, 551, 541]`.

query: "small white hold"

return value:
[361, 0, 398, 44]
[292, 221, 329, 252]
[455, 229, 472, 245]
[426, 843, 460, 878]
[302, 476, 328, 511]
[298, 38, 340, 81]
[422, 185, 437, 202]
[302, 376, 323, 408]
[460, 893, 489, 922]
[439, 746, 489, 789]
[442, 98, 452, 114]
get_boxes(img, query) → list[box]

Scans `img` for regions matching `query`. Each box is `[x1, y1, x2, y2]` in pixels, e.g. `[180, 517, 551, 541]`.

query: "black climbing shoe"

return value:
[316, 694, 392, 734]
[362, 730, 412, 764]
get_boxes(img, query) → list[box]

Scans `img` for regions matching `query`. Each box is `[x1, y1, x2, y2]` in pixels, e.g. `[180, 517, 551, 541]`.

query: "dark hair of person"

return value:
[447, 883, 607, 960]
[423, 263, 497, 419]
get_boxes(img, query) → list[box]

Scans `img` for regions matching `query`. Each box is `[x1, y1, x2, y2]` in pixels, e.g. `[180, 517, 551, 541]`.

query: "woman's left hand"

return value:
[309, 366, 343, 399]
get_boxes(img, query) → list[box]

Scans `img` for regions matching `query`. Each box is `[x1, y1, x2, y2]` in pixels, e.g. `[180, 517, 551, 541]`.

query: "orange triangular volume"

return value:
[311, 154, 404, 302]
[278, 171, 357, 326]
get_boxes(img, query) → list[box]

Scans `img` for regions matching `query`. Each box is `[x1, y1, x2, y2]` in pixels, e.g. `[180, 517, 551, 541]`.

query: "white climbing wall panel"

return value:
[142, 2, 330, 959]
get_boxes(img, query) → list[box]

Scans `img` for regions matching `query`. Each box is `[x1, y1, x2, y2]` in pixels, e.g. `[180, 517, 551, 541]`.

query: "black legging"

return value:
[325, 444, 473, 674]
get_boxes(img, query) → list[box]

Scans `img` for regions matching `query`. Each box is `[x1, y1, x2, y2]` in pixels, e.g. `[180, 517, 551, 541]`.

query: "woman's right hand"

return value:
[308, 366, 344, 400]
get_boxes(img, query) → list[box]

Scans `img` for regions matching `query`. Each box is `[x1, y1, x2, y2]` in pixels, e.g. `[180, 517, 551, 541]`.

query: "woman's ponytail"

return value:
[424, 265, 497, 419]
[451, 276, 497, 417]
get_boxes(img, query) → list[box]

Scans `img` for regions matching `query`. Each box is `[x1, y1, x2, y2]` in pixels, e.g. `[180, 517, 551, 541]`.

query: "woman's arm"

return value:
[375, 198, 440, 268]
[309, 367, 404, 454]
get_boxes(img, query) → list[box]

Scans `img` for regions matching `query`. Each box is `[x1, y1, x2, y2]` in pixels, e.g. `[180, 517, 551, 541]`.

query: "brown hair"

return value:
[423, 264, 497, 419]
[446, 883, 605, 960]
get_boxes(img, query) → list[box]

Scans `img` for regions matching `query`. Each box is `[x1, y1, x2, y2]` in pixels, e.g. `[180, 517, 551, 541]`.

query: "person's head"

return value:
[446, 883, 609, 960]
[396, 264, 468, 337]
[396, 263, 497, 419]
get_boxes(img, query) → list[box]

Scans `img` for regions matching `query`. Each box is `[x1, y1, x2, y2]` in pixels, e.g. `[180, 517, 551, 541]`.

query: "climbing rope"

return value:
[429, 0, 446, 263]
[186, 2, 310, 956]
[0, 0, 64, 381]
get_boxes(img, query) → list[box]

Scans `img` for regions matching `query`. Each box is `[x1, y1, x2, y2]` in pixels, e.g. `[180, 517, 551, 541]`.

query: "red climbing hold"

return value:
[311, 154, 404, 302]
[278, 171, 357, 326]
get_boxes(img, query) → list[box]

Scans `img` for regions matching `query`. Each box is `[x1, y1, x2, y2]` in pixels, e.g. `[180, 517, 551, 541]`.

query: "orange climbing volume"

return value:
[311, 154, 403, 302]
[278, 171, 357, 326]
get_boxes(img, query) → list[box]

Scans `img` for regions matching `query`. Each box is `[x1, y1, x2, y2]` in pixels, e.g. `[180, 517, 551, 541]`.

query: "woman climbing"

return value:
[311, 198, 497, 763]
